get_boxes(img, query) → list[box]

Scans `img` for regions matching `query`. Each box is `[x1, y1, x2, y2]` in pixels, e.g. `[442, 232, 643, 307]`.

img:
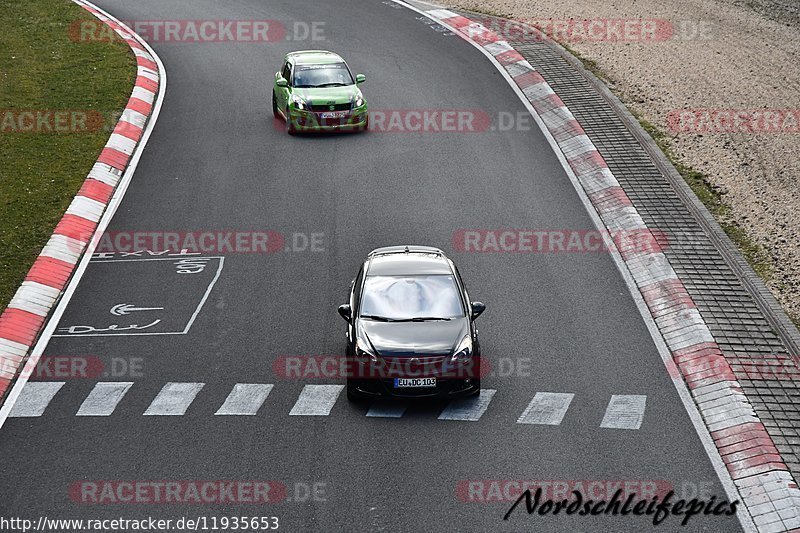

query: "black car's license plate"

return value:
[394, 377, 437, 388]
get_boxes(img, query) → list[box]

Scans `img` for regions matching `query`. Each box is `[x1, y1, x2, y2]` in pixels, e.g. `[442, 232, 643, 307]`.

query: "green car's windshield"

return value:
[293, 63, 354, 88]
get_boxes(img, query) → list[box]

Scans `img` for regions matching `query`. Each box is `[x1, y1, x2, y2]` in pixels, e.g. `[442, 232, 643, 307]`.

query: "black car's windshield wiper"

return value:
[397, 317, 453, 322]
[360, 314, 397, 322]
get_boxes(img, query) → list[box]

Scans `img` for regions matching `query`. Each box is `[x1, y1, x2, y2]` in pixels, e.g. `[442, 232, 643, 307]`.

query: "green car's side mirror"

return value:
[276, 77, 289, 88]
[355, 74, 366, 84]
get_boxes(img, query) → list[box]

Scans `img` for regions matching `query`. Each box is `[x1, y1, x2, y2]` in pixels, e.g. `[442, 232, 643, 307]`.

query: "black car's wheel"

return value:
[470, 380, 481, 396]
[272, 91, 278, 118]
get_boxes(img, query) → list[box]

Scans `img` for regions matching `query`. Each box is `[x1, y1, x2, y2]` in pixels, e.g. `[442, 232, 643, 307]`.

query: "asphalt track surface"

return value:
[0, 0, 743, 531]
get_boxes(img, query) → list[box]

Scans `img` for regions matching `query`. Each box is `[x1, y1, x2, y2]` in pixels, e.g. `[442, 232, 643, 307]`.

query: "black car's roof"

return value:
[366, 246, 452, 276]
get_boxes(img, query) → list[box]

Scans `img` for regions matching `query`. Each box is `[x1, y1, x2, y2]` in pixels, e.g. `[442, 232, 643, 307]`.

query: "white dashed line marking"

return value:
[77, 382, 133, 416]
[143, 382, 204, 416]
[438, 389, 496, 421]
[8, 382, 65, 417]
[215, 384, 273, 416]
[517, 392, 574, 425]
[600, 395, 647, 430]
[289, 385, 344, 416]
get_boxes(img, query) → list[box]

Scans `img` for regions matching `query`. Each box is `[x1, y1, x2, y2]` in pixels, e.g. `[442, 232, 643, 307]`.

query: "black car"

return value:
[337, 245, 485, 400]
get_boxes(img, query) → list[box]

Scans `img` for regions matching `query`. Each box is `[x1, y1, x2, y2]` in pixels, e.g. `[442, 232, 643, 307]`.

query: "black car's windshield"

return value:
[293, 63, 354, 88]
[359, 274, 464, 321]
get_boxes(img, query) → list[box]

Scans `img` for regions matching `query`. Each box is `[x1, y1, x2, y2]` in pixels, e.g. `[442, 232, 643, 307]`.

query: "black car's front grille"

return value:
[381, 355, 450, 377]
[308, 102, 351, 112]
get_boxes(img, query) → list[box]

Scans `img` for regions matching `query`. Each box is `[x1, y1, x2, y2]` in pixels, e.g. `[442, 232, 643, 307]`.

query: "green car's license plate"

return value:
[320, 111, 347, 119]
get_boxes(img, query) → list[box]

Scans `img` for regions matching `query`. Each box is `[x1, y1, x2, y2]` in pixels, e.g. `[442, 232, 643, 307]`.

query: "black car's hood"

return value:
[358, 317, 469, 357]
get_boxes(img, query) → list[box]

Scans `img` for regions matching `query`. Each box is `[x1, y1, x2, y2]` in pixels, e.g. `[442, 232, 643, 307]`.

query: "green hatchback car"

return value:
[272, 50, 368, 134]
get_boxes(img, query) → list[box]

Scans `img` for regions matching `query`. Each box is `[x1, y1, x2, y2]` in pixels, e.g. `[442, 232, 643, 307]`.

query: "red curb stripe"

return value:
[0, 379, 9, 397]
[126, 97, 153, 116]
[53, 214, 97, 243]
[549, 119, 586, 143]
[78, 179, 114, 204]
[113, 119, 144, 143]
[98, 147, 131, 170]
[0, 308, 46, 346]
[530, 93, 566, 116]
[495, 49, 526, 65]
[567, 150, 608, 175]
[514, 70, 546, 90]
[24, 256, 74, 290]
[441, 16, 473, 29]
[711, 421, 766, 440]
[135, 75, 158, 93]
[471, 30, 500, 46]
[137, 56, 158, 71]
[588, 186, 632, 214]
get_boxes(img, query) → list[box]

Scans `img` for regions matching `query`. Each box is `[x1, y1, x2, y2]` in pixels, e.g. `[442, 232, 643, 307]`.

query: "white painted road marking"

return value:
[600, 395, 647, 430]
[143, 382, 204, 416]
[215, 384, 273, 415]
[8, 382, 65, 417]
[517, 392, 574, 425]
[289, 385, 344, 416]
[438, 389, 497, 421]
[366, 402, 408, 418]
[77, 382, 133, 416]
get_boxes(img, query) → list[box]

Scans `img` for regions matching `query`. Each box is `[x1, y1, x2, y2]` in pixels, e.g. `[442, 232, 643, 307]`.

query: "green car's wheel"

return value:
[272, 91, 278, 118]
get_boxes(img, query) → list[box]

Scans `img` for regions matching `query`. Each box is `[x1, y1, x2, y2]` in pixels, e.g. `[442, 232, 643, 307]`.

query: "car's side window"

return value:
[281, 62, 291, 84]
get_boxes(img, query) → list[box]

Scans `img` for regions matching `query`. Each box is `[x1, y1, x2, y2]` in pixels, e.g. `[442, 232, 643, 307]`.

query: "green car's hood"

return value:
[293, 85, 362, 105]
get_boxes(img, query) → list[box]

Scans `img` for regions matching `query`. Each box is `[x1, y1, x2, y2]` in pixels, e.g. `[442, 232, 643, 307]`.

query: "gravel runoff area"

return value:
[441, 0, 800, 323]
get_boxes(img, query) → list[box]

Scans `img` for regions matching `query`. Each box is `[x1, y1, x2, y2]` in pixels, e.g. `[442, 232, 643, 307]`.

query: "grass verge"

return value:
[0, 0, 135, 312]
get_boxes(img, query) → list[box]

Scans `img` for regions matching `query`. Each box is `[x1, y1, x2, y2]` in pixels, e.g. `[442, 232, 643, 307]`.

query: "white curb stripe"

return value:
[40, 234, 84, 264]
[87, 162, 122, 187]
[289, 385, 343, 416]
[119, 109, 147, 130]
[143, 382, 204, 416]
[517, 392, 574, 425]
[438, 389, 496, 421]
[8, 382, 64, 417]
[65, 196, 105, 223]
[215, 383, 273, 416]
[7, 282, 62, 317]
[131, 86, 155, 104]
[77, 382, 133, 416]
[600, 395, 647, 430]
[106, 133, 137, 155]
[136, 66, 159, 81]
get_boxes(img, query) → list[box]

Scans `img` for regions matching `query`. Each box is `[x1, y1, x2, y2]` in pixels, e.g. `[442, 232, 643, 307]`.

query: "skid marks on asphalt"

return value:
[7, 381, 647, 429]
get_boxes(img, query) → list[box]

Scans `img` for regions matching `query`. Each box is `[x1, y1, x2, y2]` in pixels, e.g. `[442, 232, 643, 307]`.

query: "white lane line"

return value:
[366, 402, 408, 418]
[600, 395, 647, 430]
[143, 382, 204, 416]
[517, 392, 574, 425]
[215, 384, 273, 416]
[289, 385, 343, 416]
[8, 382, 65, 417]
[76, 382, 133, 416]
[438, 389, 496, 421]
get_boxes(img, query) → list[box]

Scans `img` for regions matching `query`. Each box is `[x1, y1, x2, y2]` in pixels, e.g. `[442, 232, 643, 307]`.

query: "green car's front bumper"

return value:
[287, 105, 368, 131]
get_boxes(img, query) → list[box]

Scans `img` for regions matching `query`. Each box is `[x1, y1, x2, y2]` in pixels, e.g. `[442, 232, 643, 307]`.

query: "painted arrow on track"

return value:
[110, 303, 165, 316]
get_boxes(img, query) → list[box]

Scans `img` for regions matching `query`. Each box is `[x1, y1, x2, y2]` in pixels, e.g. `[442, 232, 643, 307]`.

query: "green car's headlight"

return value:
[354, 96, 364, 107]
[290, 95, 307, 110]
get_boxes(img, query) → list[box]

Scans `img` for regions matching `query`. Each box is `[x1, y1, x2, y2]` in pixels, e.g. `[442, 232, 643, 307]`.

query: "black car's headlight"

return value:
[450, 335, 473, 364]
[355, 338, 379, 365]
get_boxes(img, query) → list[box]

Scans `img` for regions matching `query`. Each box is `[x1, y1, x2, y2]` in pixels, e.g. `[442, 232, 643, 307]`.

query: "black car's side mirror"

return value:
[338, 304, 352, 322]
[470, 301, 486, 320]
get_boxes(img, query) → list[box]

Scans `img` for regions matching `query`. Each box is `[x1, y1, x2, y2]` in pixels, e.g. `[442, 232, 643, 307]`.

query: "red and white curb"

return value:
[0, 2, 163, 408]
[420, 6, 800, 532]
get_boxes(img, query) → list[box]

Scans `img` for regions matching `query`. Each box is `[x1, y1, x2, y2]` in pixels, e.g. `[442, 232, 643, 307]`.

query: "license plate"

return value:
[320, 111, 347, 118]
[394, 377, 437, 388]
